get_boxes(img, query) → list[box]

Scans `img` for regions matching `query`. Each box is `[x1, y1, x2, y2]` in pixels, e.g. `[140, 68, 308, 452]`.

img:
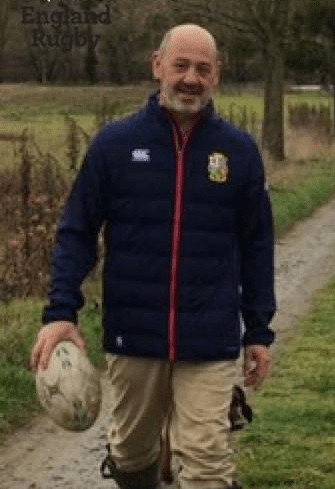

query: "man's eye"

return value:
[175, 63, 187, 70]
[198, 66, 211, 76]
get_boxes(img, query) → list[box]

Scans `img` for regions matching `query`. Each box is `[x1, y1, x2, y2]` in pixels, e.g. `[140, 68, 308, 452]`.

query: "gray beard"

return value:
[160, 85, 211, 115]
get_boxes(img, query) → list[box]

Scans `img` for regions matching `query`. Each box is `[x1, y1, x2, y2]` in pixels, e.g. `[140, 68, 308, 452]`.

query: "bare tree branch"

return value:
[169, 0, 265, 38]
[170, 0, 271, 41]
[243, 0, 268, 32]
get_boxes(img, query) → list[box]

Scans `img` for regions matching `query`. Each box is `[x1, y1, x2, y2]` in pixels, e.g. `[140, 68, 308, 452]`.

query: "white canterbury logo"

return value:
[132, 149, 150, 162]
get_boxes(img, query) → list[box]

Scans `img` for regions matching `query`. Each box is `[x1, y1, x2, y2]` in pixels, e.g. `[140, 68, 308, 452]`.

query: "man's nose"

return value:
[183, 65, 198, 84]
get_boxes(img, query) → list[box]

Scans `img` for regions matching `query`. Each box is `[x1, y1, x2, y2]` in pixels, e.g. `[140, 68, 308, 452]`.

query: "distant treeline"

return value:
[0, 0, 330, 85]
[1, 0, 168, 83]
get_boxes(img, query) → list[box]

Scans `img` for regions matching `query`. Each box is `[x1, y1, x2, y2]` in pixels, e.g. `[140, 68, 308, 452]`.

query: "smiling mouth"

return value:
[178, 91, 201, 99]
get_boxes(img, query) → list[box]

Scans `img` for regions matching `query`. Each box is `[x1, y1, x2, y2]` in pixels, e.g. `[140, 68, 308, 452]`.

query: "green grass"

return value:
[0, 84, 151, 170]
[0, 84, 333, 170]
[0, 289, 104, 435]
[216, 91, 334, 119]
[237, 278, 335, 488]
[0, 299, 44, 432]
[216, 93, 264, 116]
[216, 91, 334, 143]
[271, 159, 335, 236]
[0, 114, 97, 172]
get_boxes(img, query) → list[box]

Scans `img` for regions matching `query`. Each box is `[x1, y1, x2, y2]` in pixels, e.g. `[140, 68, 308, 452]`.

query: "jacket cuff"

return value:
[42, 305, 78, 326]
[241, 308, 276, 347]
[242, 328, 275, 347]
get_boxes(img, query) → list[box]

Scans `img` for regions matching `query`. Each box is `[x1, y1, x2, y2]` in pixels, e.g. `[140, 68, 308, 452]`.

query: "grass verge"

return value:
[237, 276, 335, 489]
[270, 158, 335, 236]
[0, 299, 44, 433]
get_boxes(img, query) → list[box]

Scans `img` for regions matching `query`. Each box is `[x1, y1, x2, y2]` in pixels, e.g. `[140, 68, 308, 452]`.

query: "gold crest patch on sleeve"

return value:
[208, 152, 229, 183]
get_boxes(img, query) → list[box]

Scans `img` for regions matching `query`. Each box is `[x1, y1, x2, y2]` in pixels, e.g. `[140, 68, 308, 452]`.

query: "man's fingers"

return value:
[38, 340, 56, 371]
[32, 334, 59, 371]
[243, 345, 270, 390]
[245, 362, 268, 389]
[67, 327, 87, 354]
[31, 337, 45, 371]
[70, 332, 87, 352]
[31, 322, 84, 371]
[246, 360, 269, 389]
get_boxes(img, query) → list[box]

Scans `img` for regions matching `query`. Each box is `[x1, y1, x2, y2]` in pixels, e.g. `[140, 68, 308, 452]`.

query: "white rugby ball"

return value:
[36, 340, 102, 432]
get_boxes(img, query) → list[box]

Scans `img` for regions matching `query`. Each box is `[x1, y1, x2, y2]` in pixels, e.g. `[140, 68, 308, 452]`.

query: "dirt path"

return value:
[1, 198, 335, 489]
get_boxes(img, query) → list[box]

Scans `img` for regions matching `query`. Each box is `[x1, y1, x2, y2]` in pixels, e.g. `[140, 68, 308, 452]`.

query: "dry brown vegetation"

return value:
[0, 133, 69, 301]
[285, 102, 335, 160]
[286, 128, 335, 161]
[0, 85, 154, 302]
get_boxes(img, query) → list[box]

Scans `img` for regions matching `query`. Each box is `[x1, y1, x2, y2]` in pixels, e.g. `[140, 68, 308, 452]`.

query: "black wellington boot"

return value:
[100, 444, 160, 489]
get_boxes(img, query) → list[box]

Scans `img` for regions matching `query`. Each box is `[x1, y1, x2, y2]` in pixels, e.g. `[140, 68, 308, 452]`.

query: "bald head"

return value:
[152, 24, 220, 122]
[158, 24, 218, 60]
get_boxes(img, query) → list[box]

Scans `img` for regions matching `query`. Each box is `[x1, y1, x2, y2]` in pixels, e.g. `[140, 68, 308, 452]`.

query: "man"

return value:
[32, 24, 276, 489]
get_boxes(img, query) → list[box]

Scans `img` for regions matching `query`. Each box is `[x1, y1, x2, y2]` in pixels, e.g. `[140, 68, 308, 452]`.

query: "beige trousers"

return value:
[106, 354, 238, 489]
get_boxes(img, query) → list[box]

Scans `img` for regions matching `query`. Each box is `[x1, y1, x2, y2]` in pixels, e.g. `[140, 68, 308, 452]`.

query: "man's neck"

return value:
[167, 110, 200, 137]
[171, 112, 200, 136]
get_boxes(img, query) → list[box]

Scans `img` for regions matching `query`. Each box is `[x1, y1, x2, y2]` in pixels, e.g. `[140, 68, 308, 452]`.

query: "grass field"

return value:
[0, 83, 334, 169]
[0, 84, 151, 171]
[237, 276, 335, 488]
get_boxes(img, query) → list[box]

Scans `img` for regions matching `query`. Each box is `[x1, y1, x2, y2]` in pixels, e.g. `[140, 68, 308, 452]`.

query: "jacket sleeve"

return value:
[238, 139, 276, 347]
[42, 138, 108, 325]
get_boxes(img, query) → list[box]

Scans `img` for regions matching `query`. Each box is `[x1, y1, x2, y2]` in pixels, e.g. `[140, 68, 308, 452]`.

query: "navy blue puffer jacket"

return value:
[43, 92, 276, 362]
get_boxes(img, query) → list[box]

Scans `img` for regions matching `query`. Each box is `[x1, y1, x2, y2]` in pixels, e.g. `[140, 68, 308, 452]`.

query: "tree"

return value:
[22, 4, 67, 83]
[0, 0, 12, 82]
[102, 0, 170, 84]
[288, 0, 335, 132]
[169, 0, 307, 161]
[20, 0, 109, 82]
[225, 36, 260, 83]
[78, 0, 104, 84]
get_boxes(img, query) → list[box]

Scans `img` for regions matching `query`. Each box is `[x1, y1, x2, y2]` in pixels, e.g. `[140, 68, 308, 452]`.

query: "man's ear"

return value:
[151, 51, 163, 81]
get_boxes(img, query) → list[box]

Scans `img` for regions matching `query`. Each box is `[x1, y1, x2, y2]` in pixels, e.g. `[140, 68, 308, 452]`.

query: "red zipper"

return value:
[168, 120, 200, 363]
[168, 148, 184, 363]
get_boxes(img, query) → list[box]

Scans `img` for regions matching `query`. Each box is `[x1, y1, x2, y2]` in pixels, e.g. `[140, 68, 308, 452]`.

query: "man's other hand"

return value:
[243, 344, 270, 390]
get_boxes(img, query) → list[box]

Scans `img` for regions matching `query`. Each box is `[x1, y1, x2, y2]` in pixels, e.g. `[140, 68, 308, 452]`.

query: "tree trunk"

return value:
[0, 0, 10, 83]
[41, 57, 47, 84]
[85, 21, 97, 84]
[262, 47, 285, 161]
[0, 52, 3, 83]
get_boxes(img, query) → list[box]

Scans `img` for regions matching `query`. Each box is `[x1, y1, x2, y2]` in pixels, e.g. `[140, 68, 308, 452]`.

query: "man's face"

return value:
[153, 29, 220, 117]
